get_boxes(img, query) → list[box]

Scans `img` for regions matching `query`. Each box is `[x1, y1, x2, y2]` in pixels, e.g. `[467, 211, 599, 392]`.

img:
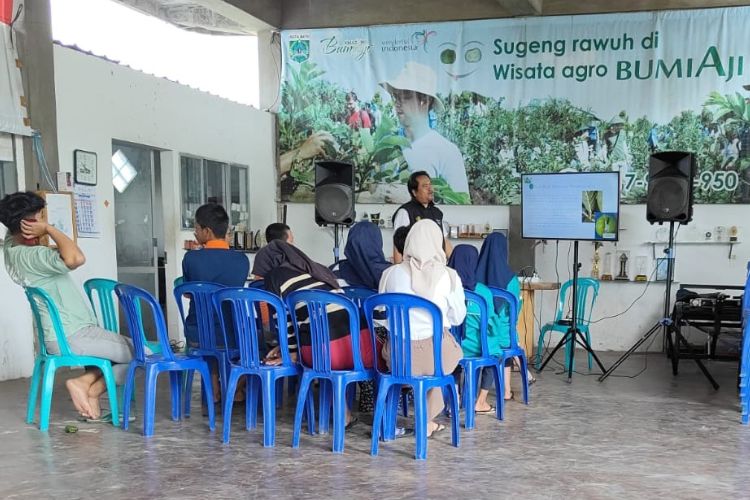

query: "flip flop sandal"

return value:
[345, 416, 359, 430]
[475, 405, 496, 415]
[504, 391, 515, 401]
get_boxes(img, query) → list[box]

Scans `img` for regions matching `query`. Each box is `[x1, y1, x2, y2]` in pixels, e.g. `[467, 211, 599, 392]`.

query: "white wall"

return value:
[534, 203, 749, 351]
[0, 136, 35, 380]
[0, 45, 277, 381]
[285, 202, 510, 265]
[53, 45, 277, 338]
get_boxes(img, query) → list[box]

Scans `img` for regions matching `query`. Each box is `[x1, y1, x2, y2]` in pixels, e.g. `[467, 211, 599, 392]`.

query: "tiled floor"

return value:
[0, 351, 747, 499]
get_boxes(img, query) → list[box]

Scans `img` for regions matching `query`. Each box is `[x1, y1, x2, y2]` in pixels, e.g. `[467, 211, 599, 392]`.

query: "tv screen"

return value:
[521, 172, 620, 241]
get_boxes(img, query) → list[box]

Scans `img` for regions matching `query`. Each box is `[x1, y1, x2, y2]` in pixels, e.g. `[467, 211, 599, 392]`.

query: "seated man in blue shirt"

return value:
[182, 204, 249, 405]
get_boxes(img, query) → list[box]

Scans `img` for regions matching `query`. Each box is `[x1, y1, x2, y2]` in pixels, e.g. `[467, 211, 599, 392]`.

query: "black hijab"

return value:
[251, 240, 340, 289]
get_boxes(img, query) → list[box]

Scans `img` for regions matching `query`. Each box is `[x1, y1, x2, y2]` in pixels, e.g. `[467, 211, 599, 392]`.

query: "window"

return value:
[0, 133, 17, 198]
[180, 155, 249, 229]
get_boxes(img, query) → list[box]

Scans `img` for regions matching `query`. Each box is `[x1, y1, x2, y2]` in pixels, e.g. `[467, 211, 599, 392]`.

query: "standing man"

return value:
[392, 171, 452, 256]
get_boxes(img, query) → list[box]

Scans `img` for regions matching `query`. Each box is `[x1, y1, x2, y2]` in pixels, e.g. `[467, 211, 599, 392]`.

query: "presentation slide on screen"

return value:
[522, 172, 620, 241]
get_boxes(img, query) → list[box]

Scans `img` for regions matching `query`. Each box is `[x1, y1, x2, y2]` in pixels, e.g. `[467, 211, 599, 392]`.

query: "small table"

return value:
[518, 281, 561, 357]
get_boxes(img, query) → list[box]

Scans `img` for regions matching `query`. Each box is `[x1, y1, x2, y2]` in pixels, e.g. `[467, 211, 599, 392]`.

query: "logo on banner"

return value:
[381, 30, 436, 54]
[289, 39, 310, 63]
[320, 37, 372, 61]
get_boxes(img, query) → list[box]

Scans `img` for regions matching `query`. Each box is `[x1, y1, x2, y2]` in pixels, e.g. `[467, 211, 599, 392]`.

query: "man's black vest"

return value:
[393, 199, 444, 229]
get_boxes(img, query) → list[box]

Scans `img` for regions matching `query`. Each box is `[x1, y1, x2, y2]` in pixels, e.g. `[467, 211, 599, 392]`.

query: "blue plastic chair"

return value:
[83, 278, 162, 354]
[739, 265, 750, 424]
[286, 289, 375, 453]
[535, 278, 600, 371]
[214, 287, 313, 445]
[24, 287, 120, 431]
[174, 282, 230, 417]
[488, 286, 531, 407]
[116, 284, 215, 436]
[364, 293, 460, 460]
[452, 289, 505, 430]
[341, 286, 377, 309]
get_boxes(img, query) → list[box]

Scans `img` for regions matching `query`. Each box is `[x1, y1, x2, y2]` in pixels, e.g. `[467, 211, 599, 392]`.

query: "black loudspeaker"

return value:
[314, 161, 355, 226]
[646, 151, 696, 225]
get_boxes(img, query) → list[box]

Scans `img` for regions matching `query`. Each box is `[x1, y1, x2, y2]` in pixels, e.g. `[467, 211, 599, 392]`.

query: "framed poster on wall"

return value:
[37, 190, 77, 246]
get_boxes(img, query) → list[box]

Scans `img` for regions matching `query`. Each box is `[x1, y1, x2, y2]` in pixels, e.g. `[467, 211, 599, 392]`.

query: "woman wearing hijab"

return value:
[475, 233, 534, 400]
[338, 221, 391, 289]
[379, 219, 465, 437]
[448, 244, 513, 413]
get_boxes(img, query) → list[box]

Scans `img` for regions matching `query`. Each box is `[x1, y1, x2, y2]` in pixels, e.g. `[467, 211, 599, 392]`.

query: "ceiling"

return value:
[117, 0, 750, 33]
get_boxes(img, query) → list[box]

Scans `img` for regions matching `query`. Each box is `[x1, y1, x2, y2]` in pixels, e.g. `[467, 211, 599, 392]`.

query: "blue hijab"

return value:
[338, 221, 391, 290]
[476, 232, 515, 289]
[447, 244, 478, 291]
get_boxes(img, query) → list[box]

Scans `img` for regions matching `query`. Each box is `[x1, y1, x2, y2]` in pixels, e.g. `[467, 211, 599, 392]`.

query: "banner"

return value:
[0, 4, 31, 137]
[279, 8, 750, 205]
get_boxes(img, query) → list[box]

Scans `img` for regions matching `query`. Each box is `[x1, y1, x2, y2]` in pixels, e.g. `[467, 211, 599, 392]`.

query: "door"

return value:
[112, 141, 166, 338]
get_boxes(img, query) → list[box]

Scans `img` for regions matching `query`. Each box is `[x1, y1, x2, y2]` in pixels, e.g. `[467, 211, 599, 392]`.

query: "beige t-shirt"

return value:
[4, 236, 96, 342]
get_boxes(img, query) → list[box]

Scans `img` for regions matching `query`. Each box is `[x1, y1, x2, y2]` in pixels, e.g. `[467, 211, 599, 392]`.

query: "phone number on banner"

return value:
[623, 171, 739, 193]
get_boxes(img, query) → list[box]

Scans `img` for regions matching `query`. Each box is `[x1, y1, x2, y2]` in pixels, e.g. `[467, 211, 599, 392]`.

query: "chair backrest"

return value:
[363, 292, 444, 379]
[341, 286, 377, 310]
[451, 289, 490, 355]
[556, 278, 600, 326]
[173, 276, 184, 288]
[487, 286, 521, 350]
[743, 262, 750, 325]
[115, 284, 174, 361]
[83, 278, 119, 333]
[213, 287, 289, 369]
[24, 287, 72, 357]
[174, 282, 225, 350]
[285, 289, 363, 374]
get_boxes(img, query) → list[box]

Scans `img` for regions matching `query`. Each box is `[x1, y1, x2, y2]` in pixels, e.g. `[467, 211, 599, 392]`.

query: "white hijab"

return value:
[400, 219, 457, 296]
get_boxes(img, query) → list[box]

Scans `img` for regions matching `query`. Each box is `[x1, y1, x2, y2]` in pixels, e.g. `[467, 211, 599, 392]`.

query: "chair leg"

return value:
[493, 363, 505, 421]
[183, 369, 195, 418]
[246, 376, 260, 430]
[222, 369, 242, 444]
[292, 372, 313, 448]
[169, 371, 183, 421]
[197, 364, 215, 432]
[260, 373, 277, 447]
[122, 363, 137, 430]
[318, 379, 331, 435]
[384, 384, 400, 441]
[26, 357, 44, 424]
[101, 366, 120, 427]
[463, 365, 477, 430]
[519, 355, 530, 404]
[447, 381, 460, 448]
[535, 327, 548, 370]
[413, 382, 428, 460]
[143, 366, 159, 437]
[370, 380, 391, 456]
[38, 362, 57, 432]
[331, 377, 347, 454]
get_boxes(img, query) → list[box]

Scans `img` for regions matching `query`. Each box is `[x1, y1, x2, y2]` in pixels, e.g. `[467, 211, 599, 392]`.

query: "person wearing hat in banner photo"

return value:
[604, 115, 632, 179]
[376, 62, 470, 204]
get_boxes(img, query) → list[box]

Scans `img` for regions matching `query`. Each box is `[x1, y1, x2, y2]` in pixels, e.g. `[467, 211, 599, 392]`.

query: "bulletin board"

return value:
[37, 190, 77, 246]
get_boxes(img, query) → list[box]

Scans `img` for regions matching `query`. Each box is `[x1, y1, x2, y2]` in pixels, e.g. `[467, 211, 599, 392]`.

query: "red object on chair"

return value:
[1, 1, 14, 25]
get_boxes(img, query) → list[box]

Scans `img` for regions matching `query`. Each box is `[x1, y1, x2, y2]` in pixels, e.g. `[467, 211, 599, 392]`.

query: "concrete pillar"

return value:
[15, 0, 58, 191]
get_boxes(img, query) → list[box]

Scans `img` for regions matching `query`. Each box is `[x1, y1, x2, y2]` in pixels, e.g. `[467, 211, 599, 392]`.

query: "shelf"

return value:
[644, 240, 740, 259]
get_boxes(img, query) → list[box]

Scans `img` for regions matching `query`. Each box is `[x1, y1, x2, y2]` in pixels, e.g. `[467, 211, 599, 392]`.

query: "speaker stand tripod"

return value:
[598, 221, 719, 389]
[332, 223, 342, 264]
[537, 241, 607, 382]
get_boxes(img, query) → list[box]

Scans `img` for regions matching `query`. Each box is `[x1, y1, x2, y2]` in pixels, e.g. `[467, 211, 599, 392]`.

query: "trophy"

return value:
[601, 250, 613, 281]
[615, 251, 630, 280]
[634, 255, 648, 282]
[591, 242, 602, 279]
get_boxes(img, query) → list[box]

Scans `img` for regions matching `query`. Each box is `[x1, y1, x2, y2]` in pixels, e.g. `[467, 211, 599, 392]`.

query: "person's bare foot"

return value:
[66, 378, 93, 417]
[87, 396, 101, 419]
